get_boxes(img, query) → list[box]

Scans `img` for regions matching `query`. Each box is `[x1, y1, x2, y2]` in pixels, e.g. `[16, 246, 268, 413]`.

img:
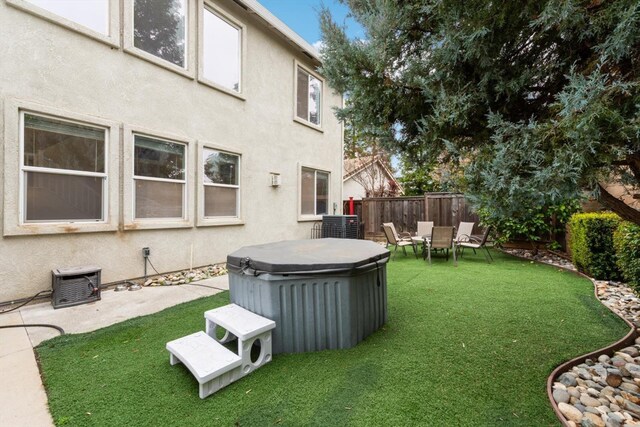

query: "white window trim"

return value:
[3, 99, 120, 236]
[123, 125, 195, 230]
[197, 0, 247, 100]
[293, 60, 324, 133]
[298, 163, 331, 222]
[123, 0, 196, 79]
[20, 112, 109, 224]
[6, 0, 120, 48]
[196, 141, 243, 227]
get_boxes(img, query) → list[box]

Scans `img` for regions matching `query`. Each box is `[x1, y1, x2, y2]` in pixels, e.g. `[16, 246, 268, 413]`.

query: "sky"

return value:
[257, 0, 365, 47]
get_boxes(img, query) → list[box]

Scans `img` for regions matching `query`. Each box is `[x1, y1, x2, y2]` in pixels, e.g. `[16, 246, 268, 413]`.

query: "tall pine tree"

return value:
[320, 0, 640, 225]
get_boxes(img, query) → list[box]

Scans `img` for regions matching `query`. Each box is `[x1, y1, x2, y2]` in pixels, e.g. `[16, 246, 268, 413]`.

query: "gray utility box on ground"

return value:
[227, 239, 390, 354]
[51, 266, 101, 309]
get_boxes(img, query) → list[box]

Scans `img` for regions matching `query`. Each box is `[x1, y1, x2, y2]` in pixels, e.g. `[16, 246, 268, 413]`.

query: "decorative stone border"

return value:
[501, 249, 638, 427]
[142, 264, 227, 286]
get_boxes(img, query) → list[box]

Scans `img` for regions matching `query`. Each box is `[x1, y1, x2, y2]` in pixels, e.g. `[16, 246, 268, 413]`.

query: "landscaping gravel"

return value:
[143, 264, 227, 287]
[503, 248, 640, 427]
[502, 248, 577, 271]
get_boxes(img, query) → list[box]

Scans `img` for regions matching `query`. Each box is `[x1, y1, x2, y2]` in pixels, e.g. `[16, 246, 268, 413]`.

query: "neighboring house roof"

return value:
[343, 156, 403, 192]
[234, 0, 321, 63]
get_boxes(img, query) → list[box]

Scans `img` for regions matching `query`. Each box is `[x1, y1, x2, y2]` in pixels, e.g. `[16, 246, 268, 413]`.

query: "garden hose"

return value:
[0, 323, 65, 335]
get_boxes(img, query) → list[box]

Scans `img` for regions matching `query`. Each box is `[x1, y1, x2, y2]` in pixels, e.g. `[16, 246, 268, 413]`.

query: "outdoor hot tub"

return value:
[226, 238, 390, 354]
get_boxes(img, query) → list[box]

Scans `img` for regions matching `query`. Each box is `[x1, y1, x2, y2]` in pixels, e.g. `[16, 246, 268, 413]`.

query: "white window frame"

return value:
[197, 0, 246, 100]
[3, 99, 120, 236]
[197, 142, 243, 227]
[133, 135, 187, 220]
[123, 0, 196, 79]
[6, 0, 120, 47]
[298, 164, 331, 221]
[293, 60, 324, 132]
[123, 125, 194, 230]
[20, 112, 109, 224]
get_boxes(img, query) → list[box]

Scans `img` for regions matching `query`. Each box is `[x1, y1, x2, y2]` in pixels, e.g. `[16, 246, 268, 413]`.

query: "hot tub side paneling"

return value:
[229, 266, 387, 354]
[353, 266, 388, 344]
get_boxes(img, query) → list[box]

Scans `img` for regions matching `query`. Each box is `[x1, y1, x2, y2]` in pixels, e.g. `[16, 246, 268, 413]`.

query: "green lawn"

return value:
[37, 251, 628, 426]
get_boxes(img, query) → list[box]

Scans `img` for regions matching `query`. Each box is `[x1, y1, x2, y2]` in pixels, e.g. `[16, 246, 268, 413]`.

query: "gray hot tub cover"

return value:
[227, 238, 390, 275]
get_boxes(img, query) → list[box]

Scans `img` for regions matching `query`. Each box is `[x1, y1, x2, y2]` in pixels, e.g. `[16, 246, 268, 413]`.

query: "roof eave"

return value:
[343, 158, 404, 191]
[343, 158, 375, 181]
[232, 0, 321, 64]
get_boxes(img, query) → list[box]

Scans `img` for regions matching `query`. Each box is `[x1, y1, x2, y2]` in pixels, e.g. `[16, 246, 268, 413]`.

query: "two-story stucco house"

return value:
[0, 0, 344, 302]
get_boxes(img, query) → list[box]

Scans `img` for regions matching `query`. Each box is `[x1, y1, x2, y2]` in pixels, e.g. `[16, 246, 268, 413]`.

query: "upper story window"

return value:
[133, 0, 187, 68]
[133, 135, 186, 219]
[23, 0, 110, 34]
[301, 167, 329, 216]
[203, 148, 240, 217]
[202, 7, 242, 93]
[21, 113, 107, 223]
[296, 65, 322, 127]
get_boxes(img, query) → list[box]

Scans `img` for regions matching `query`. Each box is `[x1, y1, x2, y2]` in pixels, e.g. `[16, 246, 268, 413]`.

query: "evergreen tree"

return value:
[320, 0, 640, 225]
[398, 158, 437, 196]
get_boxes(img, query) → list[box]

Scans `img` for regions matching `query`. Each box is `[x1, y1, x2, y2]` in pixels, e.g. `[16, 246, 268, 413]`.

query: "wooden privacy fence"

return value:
[425, 193, 480, 229]
[344, 193, 480, 240]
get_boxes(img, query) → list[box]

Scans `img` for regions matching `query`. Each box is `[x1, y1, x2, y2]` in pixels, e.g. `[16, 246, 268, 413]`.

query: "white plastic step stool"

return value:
[166, 331, 242, 398]
[205, 303, 276, 376]
[167, 304, 276, 399]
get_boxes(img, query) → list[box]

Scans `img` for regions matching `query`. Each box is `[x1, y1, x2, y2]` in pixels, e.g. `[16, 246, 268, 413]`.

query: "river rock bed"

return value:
[143, 264, 227, 286]
[553, 280, 640, 427]
[502, 248, 577, 271]
[504, 249, 640, 426]
[597, 281, 640, 329]
[554, 346, 640, 427]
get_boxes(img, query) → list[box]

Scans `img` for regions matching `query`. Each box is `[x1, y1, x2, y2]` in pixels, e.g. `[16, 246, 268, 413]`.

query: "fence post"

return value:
[424, 193, 429, 223]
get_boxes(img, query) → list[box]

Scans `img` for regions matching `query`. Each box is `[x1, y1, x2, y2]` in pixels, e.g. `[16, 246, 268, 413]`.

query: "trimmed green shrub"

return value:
[477, 199, 579, 251]
[614, 222, 640, 290]
[568, 212, 622, 280]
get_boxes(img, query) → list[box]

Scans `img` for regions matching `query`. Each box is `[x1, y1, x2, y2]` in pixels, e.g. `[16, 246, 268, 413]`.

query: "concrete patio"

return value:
[0, 275, 229, 427]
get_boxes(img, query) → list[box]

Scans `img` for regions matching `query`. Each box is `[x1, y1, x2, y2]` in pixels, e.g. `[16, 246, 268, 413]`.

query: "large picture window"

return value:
[202, 7, 241, 93]
[133, 135, 186, 219]
[301, 167, 329, 216]
[203, 149, 239, 217]
[133, 0, 187, 68]
[24, 0, 110, 34]
[21, 113, 107, 222]
[296, 66, 322, 126]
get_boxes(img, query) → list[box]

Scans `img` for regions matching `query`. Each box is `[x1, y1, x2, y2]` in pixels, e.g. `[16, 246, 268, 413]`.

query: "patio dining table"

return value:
[411, 235, 431, 259]
[411, 235, 431, 244]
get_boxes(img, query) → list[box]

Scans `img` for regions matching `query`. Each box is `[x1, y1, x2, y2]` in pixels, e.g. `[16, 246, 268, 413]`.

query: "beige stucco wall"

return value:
[0, 0, 343, 302]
